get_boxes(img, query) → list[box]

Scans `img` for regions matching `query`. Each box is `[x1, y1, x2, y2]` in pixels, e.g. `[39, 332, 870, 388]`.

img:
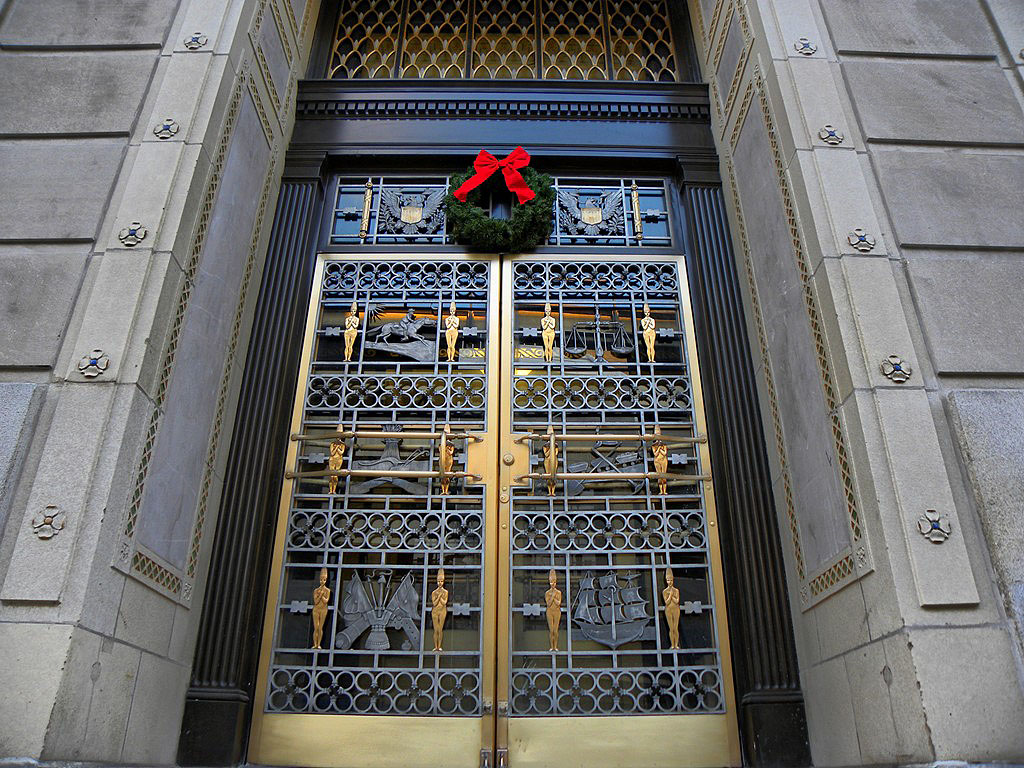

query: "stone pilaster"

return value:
[689, 0, 1024, 763]
[0, 0, 320, 761]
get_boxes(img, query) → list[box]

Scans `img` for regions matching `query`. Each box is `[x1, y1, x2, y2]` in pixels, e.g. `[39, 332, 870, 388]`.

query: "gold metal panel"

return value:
[256, 714, 482, 768]
[509, 714, 736, 768]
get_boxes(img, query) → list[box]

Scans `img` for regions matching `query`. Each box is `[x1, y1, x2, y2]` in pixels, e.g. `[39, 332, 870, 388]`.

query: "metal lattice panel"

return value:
[508, 260, 724, 717]
[472, 0, 536, 79]
[400, 0, 469, 78]
[327, 0, 681, 81]
[265, 259, 491, 717]
[540, 0, 607, 80]
[608, 0, 677, 82]
[330, 176, 672, 248]
[328, 0, 403, 79]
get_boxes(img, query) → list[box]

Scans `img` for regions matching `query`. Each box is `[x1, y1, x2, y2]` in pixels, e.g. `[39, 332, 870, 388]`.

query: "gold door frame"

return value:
[249, 251, 739, 768]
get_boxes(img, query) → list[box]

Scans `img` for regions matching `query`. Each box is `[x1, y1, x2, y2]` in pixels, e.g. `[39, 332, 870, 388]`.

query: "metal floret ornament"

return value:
[446, 146, 554, 253]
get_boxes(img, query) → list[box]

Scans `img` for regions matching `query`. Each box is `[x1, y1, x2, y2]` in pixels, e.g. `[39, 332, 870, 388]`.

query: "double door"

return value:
[249, 253, 739, 767]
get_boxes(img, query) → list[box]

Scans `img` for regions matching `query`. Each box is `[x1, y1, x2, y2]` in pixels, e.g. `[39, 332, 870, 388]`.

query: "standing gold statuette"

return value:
[439, 424, 455, 495]
[662, 568, 681, 650]
[312, 567, 331, 649]
[343, 301, 361, 361]
[431, 568, 449, 651]
[328, 436, 346, 494]
[651, 425, 668, 496]
[358, 178, 373, 240]
[542, 425, 559, 497]
[541, 301, 557, 363]
[444, 301, 460, 362]
[545, 569, 562, 651]
[641, 302, 656, 363]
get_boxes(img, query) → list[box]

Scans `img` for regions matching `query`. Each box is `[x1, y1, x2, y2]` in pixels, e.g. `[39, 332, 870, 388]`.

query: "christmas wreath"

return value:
[445, 147, 555, 253]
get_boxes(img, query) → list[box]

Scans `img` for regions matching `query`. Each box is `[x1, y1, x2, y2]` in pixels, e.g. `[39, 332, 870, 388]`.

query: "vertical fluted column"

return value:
[683, 182, 810, 767]
[178, 172, 323, 766]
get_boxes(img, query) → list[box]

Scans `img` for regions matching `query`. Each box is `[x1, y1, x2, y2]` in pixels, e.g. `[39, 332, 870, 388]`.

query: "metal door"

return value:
[249, 253, 738, 767]
[496, 255, 739, 767]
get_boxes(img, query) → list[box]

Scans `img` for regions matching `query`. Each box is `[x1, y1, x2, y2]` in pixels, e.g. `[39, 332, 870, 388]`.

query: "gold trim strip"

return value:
[285, 468, 482, 481]
[514, 432, 706, 444]
[292, 429, 483, 442]
[630, 182, 644, 241]
[514, 471, 711, 482]
[358, 177, 373, 240]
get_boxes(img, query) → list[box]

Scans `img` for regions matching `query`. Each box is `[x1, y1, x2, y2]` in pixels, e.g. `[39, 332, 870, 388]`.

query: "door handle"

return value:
[512, 428, 709, 494]
[286, 424, 484, 492]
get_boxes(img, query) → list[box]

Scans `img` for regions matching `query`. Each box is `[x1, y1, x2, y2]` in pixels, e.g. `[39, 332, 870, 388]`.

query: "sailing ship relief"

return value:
[572, 571, 655, 648]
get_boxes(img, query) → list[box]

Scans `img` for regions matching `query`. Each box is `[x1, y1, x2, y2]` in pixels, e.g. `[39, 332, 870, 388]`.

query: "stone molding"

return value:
[691, 0, 1023, 761]
[295, 85, 712, 123]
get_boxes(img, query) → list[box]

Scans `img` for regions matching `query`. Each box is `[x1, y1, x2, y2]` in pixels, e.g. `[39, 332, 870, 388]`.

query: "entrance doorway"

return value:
[248, 252, 739, 767]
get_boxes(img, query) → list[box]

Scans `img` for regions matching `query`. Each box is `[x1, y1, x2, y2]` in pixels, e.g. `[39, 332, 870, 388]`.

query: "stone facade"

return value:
[0, 0, 318, 761]
[0, 0, 1021, 766]
[692, 0, 1024, 763]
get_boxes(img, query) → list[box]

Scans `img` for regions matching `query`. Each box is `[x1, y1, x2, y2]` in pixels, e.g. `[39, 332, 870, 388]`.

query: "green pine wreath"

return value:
[445, 166, 555, 252]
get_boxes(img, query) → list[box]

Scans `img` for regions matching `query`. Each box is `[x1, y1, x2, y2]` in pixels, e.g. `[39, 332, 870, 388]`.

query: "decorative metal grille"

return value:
[330, 176, 671, 247]
[328, 0, 682, 81]
[508, 260, 724, 716]
[265, 259, 490, 716]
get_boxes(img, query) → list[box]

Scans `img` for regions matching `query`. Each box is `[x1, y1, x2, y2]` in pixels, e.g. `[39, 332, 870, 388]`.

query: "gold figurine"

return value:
[651, 425, 668, 496]
[444, 301, 460, 362]
[439, 424, 455, 495]
[545, 569, 562, 651]
[431, 568, 449, 651]
[312, 567, 331, 650]
[343, 301, 361, 361]
[542, 425, 559, 497]
[662, 568, 681, 650]
[541, 301, 557, 363]
[641, 302, 657, 363]
[328, 436, 346, 494]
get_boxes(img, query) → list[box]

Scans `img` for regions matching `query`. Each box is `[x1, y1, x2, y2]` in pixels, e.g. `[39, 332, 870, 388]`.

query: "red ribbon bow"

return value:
[453, 146, 536, 205]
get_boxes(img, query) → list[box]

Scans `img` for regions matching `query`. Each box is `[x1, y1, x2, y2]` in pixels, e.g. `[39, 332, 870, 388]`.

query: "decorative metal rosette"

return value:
[917, 510, 951, 543]
[847, 228, 876, 252]
[818, 124, 844, 145]
[118, 221, 148, 247]
[31, 506, 65, 539]
[793, 37, 817, 55]
[153, 118, 179, 140]
[184, 31, 208, 49]
[880, 355, 911, 383]
[78, 349, 110, 378]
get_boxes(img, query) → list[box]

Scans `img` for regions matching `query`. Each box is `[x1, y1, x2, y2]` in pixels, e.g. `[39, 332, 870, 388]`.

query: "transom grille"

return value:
[328, 0, 683, 81]
[330, 175, 672, 247]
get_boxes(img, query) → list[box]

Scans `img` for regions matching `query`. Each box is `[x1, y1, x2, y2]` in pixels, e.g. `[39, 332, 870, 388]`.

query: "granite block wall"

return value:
[0, 0, 318, 761]
[691, 0, 1024, 763]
